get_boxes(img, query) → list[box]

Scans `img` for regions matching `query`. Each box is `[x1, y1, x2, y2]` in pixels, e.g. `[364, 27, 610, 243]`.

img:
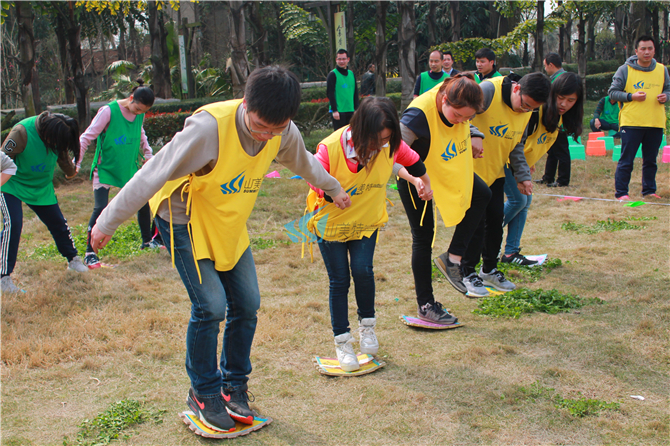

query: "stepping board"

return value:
[87, 263, 116, 270]
[314, 353, 385, 376]
[399, 315, 464, 330]
[524, 254, 547, 266]
[179, 411, 272, 439]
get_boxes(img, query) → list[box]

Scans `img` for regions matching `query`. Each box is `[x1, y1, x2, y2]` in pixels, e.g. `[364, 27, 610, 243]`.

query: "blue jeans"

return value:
[615, 127, 663, 197]
[502, 166, 532, 256]
[318, 231, 377, 337]
[156, 216, 260, 397]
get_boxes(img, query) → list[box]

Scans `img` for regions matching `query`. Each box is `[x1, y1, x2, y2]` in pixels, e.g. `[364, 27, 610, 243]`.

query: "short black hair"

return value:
[518, 72, 551, 104]
[368, 63, 375, 70]
[37, 112, 80, 164]
[337, 49, 349, 57]
[245, 65, 301, 125]
[475, 48, 496, 62]
[544, 52, 562, 68]
[635, 35, 656, 49]
[443, 51, 454, 60]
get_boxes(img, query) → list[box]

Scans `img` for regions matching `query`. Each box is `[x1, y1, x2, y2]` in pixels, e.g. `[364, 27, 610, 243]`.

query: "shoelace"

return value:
[230, 389, 255, 404]
[470, 275, 485, 287]
[432, 301, 451, 315]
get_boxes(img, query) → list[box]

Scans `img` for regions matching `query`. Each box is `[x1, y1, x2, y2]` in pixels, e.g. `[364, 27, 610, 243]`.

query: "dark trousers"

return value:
[1, 192, 78, 276]
[332, 111, 354, 131]
[589, 119, 619, 133]
[462, 177, 506, 276]
[398, 174, 491, 307]
[86, 187, 152, 252]
[615, 127, 663, 198]
[542, 131, 571, 186]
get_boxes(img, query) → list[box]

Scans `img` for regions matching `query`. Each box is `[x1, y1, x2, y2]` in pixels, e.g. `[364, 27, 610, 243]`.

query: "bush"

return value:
[585, 71, 615, 101]
[144, 112, 191, 147]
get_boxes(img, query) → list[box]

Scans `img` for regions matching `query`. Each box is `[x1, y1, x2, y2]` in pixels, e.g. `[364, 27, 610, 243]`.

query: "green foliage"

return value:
[64, 399, 164, 446]
[518, 381, 555, 401]
[495, 257, 562, 283]
[554, 394, 620, 418]
[280, 3, 325, 48]
[144, 111, 190, 146]
[473, 288, 602, 318]
[561, 218, 644, 234]
[251, 237, 288, 250]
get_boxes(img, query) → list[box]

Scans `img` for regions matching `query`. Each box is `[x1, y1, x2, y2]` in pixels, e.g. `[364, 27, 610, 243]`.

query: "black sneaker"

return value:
[534, 178, 550, 184]
[223, 384, 255, 425]
[417, 301, 458, 325]
[84, 252, 101, 269]
[547, 182, 568, 187]
[500, 252, 538, 266]
[434, 253, 467, 294]
[187, 388, 236, 432]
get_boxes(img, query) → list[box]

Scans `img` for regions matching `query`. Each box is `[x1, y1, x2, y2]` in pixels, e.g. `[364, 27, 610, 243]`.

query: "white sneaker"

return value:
[1, 275, 21, 293]
[358, 317, 379, 355]
[334, 332, 360, 372]
[68, 256, 89, 273]
[479, 268, 516, 292]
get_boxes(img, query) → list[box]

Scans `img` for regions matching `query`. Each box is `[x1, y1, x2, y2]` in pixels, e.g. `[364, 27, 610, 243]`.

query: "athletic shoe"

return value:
[334, 332, 360, 372]
[84, 252, 101, 269]
[223, 384, 255, 425]
[547, 182, 568, 187]
[358, 317, 379, 355]
[480, 268, 516, 292]
[1, 276, 21, 294]
[434, 253, 467, 294]
[463, 273, 489, 297]
[500, 252, 538, 266]
[417, 301, 458, 325]
[616, 195, 630, 202]
[534, 178, 549, 184]
[67, 256, 89, 272]
[187, 388, 236, 432]
[643, 193, 662, 199]
[141, 240, 164, 250]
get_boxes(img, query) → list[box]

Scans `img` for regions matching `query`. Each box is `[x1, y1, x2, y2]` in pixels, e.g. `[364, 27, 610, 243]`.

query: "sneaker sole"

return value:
[465, 290, 489, 298]
[187, 400, 236, 432]
[417, 315, 458, 325]
[433, 257, 467, 294]
[226, 408, 254, 425]
[480, 280, 515, 292]
[360, 346, 379, 355]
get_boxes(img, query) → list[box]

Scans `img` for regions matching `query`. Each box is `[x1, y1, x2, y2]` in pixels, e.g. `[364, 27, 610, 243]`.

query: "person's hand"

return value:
[332, 111, 340, 121]
[90, 224, 114, 253]
[331, 187, 351, 209]
[530, 165, 536, 174]
[594, 118, 601, 129]
[412, 177, 433, 201]
[471, 137, 484, 158]
[517, 180, 533, 196]
[632, 91, 646, 102]
[657, 94, 668, 104]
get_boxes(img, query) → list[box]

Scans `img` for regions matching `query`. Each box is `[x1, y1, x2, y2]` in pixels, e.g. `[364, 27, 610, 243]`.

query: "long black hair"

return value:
[37, 112, 80, 165]
[348, 96, 401, 168]
[542, 72, 583, 136]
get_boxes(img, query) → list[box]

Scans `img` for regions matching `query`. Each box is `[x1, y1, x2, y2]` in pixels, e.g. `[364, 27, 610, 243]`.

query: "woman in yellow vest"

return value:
[307, 97, 432, 372]
[502, 72, 583, 266]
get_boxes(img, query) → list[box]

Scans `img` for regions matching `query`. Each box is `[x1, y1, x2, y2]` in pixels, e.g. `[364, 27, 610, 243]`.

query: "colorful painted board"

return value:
[314, 353, 385, 376]
[179, 411, 272, 439]
[87, 262, 116, 270]
[524, 254, 548, 266]
[400, 315, 465, 330]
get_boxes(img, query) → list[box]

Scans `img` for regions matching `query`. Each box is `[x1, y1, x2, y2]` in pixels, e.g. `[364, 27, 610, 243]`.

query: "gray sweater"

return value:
[608, 56, 670, 104]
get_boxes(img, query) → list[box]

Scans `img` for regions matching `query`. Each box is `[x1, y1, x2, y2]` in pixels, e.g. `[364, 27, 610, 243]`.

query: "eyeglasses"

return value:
[245, 110, 289, 137]
[518, 94, 535, 113]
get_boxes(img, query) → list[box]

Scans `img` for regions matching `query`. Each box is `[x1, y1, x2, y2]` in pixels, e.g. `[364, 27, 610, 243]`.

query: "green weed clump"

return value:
[561, 217, 644, 234]
[496, 257, 562, 283]
[64, 399, 164, 446]
[516, 381, 620, 418]
[473, 288, 602, 318]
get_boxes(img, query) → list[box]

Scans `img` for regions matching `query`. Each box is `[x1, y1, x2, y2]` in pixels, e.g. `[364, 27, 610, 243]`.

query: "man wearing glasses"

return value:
[327, 49, 360, 130]
[456, 73, 550, 296]
[89, 66, 351, 433]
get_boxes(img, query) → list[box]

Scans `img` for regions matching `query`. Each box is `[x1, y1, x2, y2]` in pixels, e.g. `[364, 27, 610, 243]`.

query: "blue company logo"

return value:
[633, 81, 644, 90]
[220, 171, 245, 195]
[114, 135, 127, 145]
[345, 185, 360, 196]
[284, 209, 329, 243]
[537, 132, 548, 144]
[30, 163, 47, 172]
[341, 83, 349, 89]
[440, 140, 458, 161]
[489, 124, 509, 137]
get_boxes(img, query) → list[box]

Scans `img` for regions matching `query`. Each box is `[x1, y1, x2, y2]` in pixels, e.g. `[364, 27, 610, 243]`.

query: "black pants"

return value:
[398, 174, 491, 307]
[542, 131, 571, 186]
[461, 177, 505, 276]
[1, 192, 78, 276]
[332, 111, 354, 131]
[86, 187, 152, 252]
[589, 119, 619, 133]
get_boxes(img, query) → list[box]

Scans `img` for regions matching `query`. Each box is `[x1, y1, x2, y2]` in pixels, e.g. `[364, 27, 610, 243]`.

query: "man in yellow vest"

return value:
[609, 35, 670, 200]
[413, 50, 448, 98]
[90, 66, 351, 433]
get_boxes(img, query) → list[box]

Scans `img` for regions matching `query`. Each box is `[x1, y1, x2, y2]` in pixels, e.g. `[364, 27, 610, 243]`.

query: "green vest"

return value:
[91, 101, 145, 187]
[332, 69, 356, 113]
[600, 97, 620, 125]
[419, 71, 448, 95]
[475, 71, 502, 84]
[3, 116, 58, 206]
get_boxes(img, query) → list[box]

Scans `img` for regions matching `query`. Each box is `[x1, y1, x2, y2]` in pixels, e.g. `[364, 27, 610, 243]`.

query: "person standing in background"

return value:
[327, 49, 360, 130]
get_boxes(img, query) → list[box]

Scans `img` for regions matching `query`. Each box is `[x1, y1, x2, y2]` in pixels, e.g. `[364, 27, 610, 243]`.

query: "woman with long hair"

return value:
[306, 96, 432, 371]
[501, 72, 584, 265]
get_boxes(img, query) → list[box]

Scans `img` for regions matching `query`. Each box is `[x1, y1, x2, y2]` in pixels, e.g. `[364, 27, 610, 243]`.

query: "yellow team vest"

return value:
[149, 99, 281, 271]
[306, 126, 392, 241]
[523, 109, 561, 168]
[619, 63, 667, 128]
[407, 88, 473, 227]
[472, 77, 533, 186]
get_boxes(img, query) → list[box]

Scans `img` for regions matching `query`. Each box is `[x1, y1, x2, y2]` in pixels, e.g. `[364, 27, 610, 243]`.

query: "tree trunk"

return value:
[17, 1, 37, 116]
[586, 13, 595, 61]
[147, 0, 171, 98]
[346, 1, 356, 72]
[272, 3, 285, 60]
[55, 21, 75, 104]
[246, 2, 267, 68]
[31, 67, 42, 113]
[374, 1, 388, 97]
[534, 1, 544, 71]
[577, 15, 586, 91]
[117, 17, 127, 61]
[651, 5, 659, 53]
[614, 5, 625, 61]
[64, 2, 90, 129]
[523, 39, 529, 67]
[664, 8, 669, 64]
[449, 1, 460, 44]
[427, 2, 437, 46]
[629, 1, 646, 44]
[398, 1, 416, 112]
[564, 16, 572, 63]
[228, 1, 249, 99]
[558, 1, 564, 60]
[129, 23, 140, 67]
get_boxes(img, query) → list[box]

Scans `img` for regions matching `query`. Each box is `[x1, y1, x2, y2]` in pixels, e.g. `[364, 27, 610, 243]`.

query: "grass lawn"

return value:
[2, 121, 669, 445]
